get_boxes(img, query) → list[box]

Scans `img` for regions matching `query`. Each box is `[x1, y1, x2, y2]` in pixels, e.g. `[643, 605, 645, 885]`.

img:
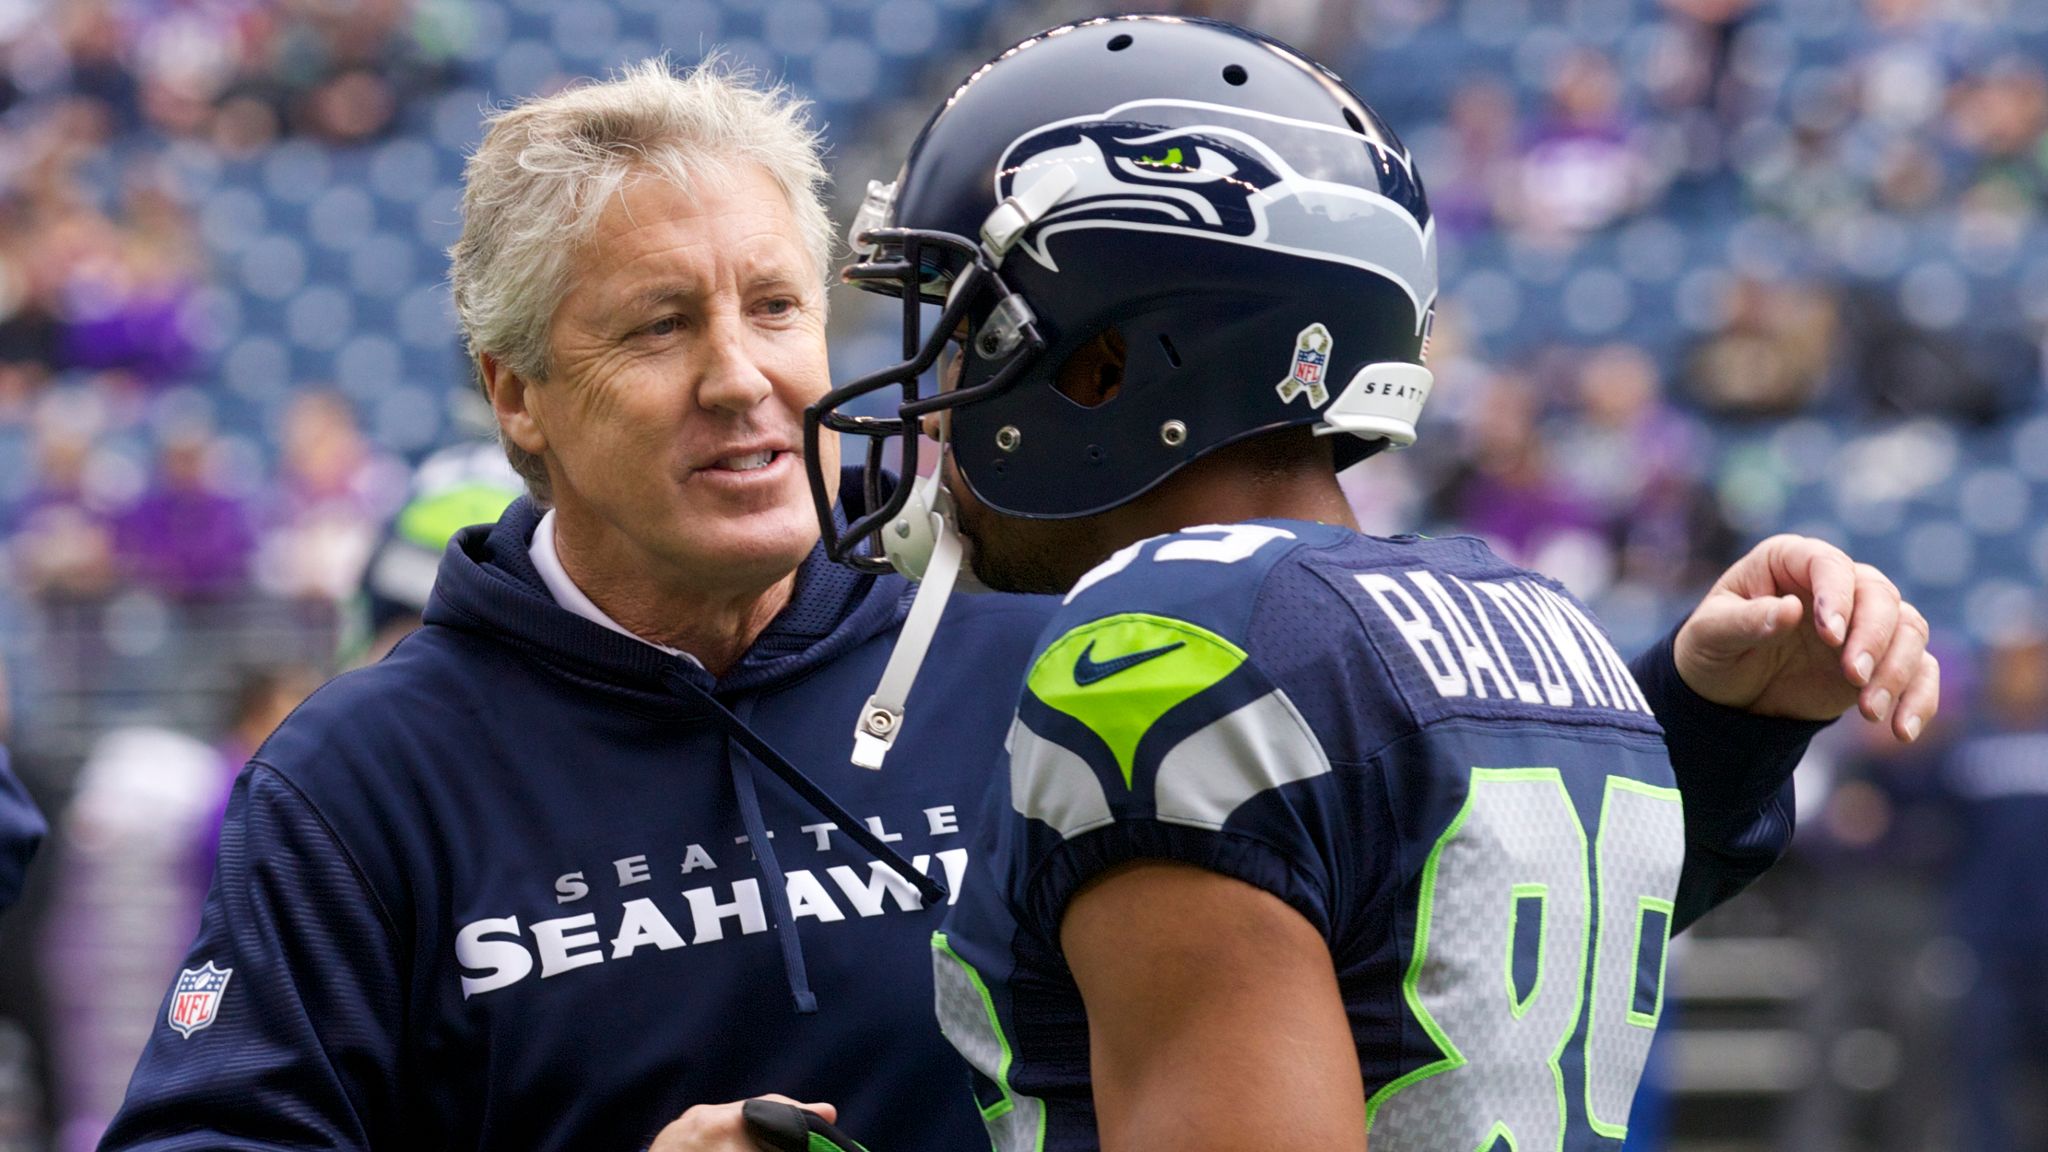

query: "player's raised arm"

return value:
[1628, 535, 1940, 929]
[1062, 862, 1364, 1152]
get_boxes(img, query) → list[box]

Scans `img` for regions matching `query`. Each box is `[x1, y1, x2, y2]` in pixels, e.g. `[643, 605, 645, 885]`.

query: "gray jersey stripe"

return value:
[1154, 689, 1332, 830]
[1009, 718, 1115, 839]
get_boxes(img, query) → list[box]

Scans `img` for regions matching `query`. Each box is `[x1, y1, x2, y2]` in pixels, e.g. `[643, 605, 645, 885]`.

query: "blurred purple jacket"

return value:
[116, 486, 254, 598]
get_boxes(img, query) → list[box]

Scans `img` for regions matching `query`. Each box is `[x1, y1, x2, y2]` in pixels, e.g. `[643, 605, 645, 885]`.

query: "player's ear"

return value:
[1056, 328, 1127, 409]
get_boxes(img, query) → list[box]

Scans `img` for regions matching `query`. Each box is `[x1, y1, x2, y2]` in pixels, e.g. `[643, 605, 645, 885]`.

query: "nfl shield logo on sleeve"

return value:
[167, 962, 233, 1038]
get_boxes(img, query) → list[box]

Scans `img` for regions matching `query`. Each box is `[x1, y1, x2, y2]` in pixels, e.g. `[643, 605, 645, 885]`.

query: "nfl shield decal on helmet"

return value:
[167, 961, 232, 1038]
[1277, 323, 1333, 408]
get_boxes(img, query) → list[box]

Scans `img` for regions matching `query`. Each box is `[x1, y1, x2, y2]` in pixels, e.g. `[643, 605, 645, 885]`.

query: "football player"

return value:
[804, 16, 1936, 1152]
[348, 439, 524, 664]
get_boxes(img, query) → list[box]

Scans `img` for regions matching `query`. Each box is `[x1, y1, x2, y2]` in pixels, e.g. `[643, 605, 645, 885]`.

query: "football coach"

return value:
[100, 57, 1935, 1152]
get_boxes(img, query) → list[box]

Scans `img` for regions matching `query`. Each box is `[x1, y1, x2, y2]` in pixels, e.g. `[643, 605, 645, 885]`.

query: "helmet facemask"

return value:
[804, 198, 1052, 577]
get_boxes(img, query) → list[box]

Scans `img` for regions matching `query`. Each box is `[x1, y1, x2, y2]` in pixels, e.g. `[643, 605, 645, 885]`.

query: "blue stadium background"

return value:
[0, 0, 2043, 1147]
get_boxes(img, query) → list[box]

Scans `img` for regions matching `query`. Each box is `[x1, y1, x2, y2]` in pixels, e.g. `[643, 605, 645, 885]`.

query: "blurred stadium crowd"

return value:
[0, 0, 2040, 1148]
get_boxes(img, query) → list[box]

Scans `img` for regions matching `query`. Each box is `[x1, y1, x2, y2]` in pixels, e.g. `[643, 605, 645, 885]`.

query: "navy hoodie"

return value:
[102, 493, 1817, 1152]
[102, 495, 1054, 1152]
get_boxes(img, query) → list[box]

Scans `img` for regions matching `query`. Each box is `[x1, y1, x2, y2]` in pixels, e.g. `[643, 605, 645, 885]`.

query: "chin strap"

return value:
[851, 464, 964, 770]
[842, 162, 1075, 771]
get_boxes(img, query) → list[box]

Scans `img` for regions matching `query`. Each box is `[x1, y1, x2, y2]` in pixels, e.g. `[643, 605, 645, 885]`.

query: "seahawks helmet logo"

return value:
[994, 100, 1437, 329]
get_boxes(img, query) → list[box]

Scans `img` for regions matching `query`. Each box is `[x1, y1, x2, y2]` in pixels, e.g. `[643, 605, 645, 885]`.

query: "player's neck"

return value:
[1094, 431, 1359, 546]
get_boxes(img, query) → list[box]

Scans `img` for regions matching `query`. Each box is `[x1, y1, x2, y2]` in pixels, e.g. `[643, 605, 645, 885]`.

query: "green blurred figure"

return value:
[349, 441, 523, 665]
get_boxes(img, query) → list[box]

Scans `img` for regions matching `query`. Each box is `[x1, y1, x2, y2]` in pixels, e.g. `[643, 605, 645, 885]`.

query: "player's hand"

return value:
[1674, 534, 1938, 741]
[649, 1095, 838, 1152]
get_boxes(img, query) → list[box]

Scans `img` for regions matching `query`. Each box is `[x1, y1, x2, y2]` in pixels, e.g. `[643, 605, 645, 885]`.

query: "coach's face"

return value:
[497, 164, 836, 598]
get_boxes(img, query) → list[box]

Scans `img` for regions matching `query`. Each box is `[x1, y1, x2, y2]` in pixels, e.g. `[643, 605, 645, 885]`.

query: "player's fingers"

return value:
[1841, 563, 1903, 689]
[1718, 591, 1804, 645]
[1858, 599, 1926, 723]
[1784, 537, 1858, 647]
[1673, 591, 1801, 677]
[1742, 535, 1853, 640]
[1892, 650, 1941, 743]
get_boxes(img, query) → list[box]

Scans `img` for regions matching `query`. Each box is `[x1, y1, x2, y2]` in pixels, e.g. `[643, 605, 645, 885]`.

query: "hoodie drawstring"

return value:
[727, 729, 817, 1015]
[661, 669, 948, 1013]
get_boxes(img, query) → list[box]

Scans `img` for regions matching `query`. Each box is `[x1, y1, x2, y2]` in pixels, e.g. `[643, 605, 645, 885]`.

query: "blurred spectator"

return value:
[250, 8, 408, 139]
[200, 663, 323, 877]
[1507, 49, 1665, 243]
[1650, 0, 1758, 132]
[37, 726, 221, 1152]
[35, 660, 317, 1152]
[1849, 0, 1954, 133]
[8, 416, 121, 601]
[0, 358, 52, 424]
[1744, 118, 1866, 229]
[53, 4, 143, 133]
[1430, 80, 1519, 237]
[1555, 344, 1702, 515]
[1554, 344, 1735, 593]
[113, 425, 253, 599]
[1947, 55, 2048, 211]
[1432, 370, 1609, 590]
[55, 174, 202, 385]
[1837, 286, 2034, 424]
[0, 204, 63, 372]
[1681, 276, 1837, 418]
[253, 391, 405, 602]
[1940, 628, 2048, 1152]
[0, 127, 201, 387]
[60, 0, 448, 146]
[1873, 136, 1947, 214]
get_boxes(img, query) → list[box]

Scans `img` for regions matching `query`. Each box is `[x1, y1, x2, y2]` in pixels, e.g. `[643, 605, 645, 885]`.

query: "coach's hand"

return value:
[650, 1095, 838, 1152]
[1675, 534, 1938, 741]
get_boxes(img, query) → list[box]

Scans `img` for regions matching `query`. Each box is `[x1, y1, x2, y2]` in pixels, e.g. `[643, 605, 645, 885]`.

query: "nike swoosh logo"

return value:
[1073, 640, 1186, 686]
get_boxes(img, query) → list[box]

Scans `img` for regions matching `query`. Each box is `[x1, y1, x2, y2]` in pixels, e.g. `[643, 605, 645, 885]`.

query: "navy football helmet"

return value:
[807, 14, 1438, 575]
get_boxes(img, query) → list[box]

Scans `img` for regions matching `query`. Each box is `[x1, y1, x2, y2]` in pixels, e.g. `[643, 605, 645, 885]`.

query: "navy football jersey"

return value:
[935, 520, 1685, 1152]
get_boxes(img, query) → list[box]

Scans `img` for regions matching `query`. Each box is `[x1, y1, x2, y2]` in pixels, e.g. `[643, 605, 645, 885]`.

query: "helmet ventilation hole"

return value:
[1157, 333, 1183, 368]
[1343, 108, 1365, 134]
[1108, 33, 1133, 51]
[1223, 64, 1248, 85]
[1160, 420, 1188, 447]
[1057, 329, 1127, 408]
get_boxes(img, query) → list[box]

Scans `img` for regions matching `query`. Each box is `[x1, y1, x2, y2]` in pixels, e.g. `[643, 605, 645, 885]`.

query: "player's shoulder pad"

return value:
[1299, 533, 1662, 736]
[1011, 521, 1339, 836]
